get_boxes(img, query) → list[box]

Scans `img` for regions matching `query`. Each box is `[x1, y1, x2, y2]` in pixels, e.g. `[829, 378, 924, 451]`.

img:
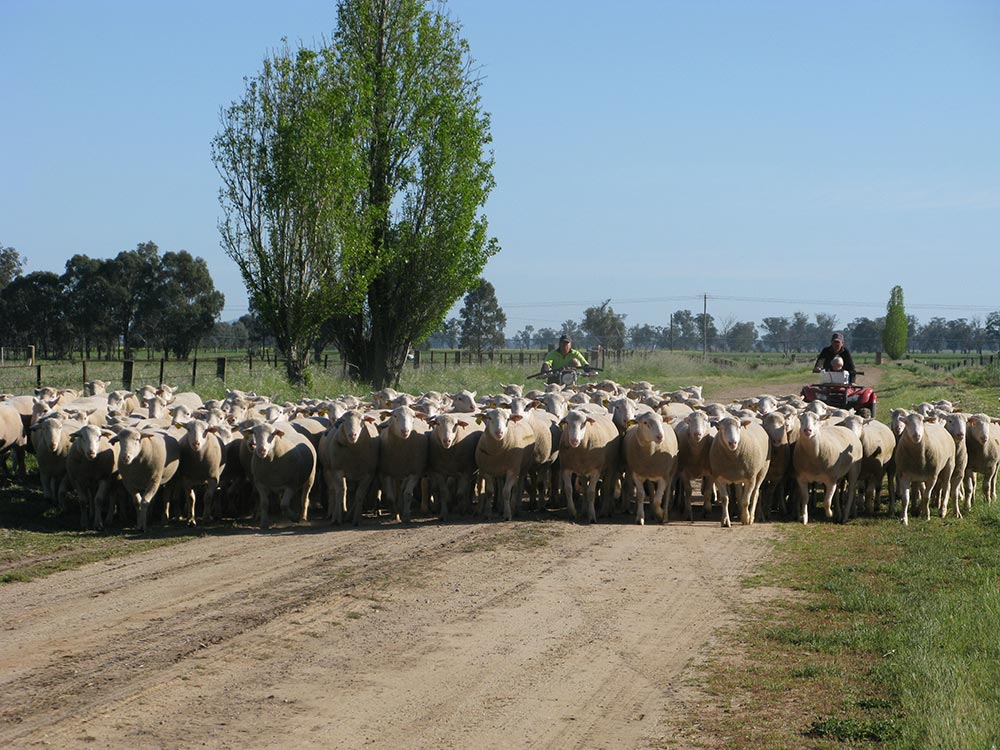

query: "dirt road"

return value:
[1, 515, 775, 749]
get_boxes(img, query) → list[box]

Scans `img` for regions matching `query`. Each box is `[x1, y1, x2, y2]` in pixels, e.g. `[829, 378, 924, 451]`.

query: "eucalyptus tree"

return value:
[0, 244, 24, 288]
[459, 278, 506, 354]
[214, 0, 497, 386]
[582, 300, 626, 350]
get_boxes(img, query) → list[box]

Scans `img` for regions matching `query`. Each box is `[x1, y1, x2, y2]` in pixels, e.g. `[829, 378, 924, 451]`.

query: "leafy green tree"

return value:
[62, 254, 117, 359]
[153, 251, 226, 358]
[325, 0, 498, 387]
[535, 327, 558, 350]
[582, 300, 626, 350]
[0, 244, 25, 288]
[669, 309, 698, 349]
[629, 323, 661, 349]
[726, 321, 758, 352]
[559, 319, 584, 345]
[104, 242, 162, 356]
[458, 278, 506, 354]
[0, 272, 67, 357]
[760, 316, 790, 352]
[846, 317, 883, 352]
[515, 325, 534, 349]
[694, 312, 717, 352]
[882, 285, 907, 358]
[216, 1, 497, 387]
[213, 42, 370, 384]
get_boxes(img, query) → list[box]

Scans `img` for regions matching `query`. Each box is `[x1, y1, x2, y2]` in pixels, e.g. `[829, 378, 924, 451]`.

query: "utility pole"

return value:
[703, 293, 708, 362]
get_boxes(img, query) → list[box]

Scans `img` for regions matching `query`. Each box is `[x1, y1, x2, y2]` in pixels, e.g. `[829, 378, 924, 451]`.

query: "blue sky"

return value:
[3, 0, 998, 336]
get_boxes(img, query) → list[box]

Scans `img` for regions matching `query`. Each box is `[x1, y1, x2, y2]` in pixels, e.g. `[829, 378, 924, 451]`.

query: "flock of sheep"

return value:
[2, 376, 1000, 532]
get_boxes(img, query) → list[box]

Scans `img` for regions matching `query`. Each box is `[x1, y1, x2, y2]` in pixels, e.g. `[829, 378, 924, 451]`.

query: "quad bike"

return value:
[526, 365, 602, 388]
[801, 370, 878, 418]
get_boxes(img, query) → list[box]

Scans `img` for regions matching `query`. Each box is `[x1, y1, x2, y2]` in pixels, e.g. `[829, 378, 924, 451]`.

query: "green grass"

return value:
[694, 503, 1000, 748]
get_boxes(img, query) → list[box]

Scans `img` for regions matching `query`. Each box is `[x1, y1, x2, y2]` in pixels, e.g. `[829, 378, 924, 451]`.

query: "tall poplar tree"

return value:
[883, 285, 907, 359]
[213, 0, 497, 386]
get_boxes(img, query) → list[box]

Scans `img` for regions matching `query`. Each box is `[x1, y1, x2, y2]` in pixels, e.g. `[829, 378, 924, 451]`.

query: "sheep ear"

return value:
[273, 429, 285, 438]
[475, 415, 484, 425]
[380, 411, 391, 420]
[414, 412, 427, 421]
[108, 434, 120, 444]
[626, 419, 637, 428]
[510, 414, 523, 422]
[363, 416, 376, 424]
[586, 417, 595, 425]
[456, 420, 468, 428]
[740, 419, 752, 428]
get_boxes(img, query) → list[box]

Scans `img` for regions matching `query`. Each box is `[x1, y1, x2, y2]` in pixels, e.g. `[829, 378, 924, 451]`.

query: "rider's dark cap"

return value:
[559, 335, 571, 343]
[832, 332, 844, 343]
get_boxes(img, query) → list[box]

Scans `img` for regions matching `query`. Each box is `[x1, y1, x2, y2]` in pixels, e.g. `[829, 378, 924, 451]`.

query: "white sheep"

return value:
[623, 411, 679, 525]
[894, 413, 956, 526]
[794, 412, 862, 524]
[110, 426, 182, 532]
[558, 409, 620, 523]
[474, 408, 535, 521]
[965, 414, 1000, 508]
[318, 409, 380, 525]
[65, 424, 120, 530]
[244, 421, 317, 529]
[426, 412, 483, 519]
[378, 406, 430, 523]
[674, 410, 716, 520]
[709, 416, 771, 527]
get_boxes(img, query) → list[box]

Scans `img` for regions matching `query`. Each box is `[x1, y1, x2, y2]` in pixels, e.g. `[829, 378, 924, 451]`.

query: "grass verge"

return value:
[674, 505, 1000, 748]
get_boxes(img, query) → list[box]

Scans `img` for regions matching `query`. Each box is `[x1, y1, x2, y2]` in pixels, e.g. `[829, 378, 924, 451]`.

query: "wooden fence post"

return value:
[159, 359, 165, 386]
[413, 350, 420, 369]
[191, 358, 198, 386]
[36, 364, 42, 388]
[122, 360, 134, 390]
[216, 357, 227, 380]
[82, 360, 88, 388]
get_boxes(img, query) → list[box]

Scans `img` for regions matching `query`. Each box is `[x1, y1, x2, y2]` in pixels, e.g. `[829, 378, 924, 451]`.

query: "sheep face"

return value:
[942, 413, 967, 444]
[684, 411, 712, 443]
[561, 411, 595, 449]
[968, 415, 993, 446]
[31, 417, 65, 453]
[112, 428, 146, 465]
[72, 425, 107, 460]
[184, 419, 213, 452]
[761, 412, 789, 446]
[635, 412, 665, 444]
[432, 414, 468, 449]
[248, 423, 284, 460]
[481, 409, 515, 442]
[716, 417, 749, 451]
[903, 413, 926, 444]
[336, 410, 368, 445]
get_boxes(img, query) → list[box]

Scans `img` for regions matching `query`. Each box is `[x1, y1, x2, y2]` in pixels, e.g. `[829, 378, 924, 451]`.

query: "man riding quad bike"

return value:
[532, 335, 600, 386]
[802, 331, 877, 417]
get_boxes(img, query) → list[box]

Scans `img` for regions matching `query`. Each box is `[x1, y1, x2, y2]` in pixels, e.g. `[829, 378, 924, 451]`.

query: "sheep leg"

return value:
[632, 473, 647, 526]
[185, 487, 198, 526]
[839, 469, 859, 524]
[202, 479, 219, 523]
[899, 477, 911, 526]
[719, 481, 732, 528]
[325, 469, 343, 523]
[797, 479, 810, 525]
[653, 477, 670, 524]
[584, 472, 600, 524]
[400, 476, 418, 523]
[297, 473, 314, 522]
[256, 483, 272, 530]
[747, 474, 766, 525]
[501, 471, 518, 522]
[562, 470, 578, 520]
